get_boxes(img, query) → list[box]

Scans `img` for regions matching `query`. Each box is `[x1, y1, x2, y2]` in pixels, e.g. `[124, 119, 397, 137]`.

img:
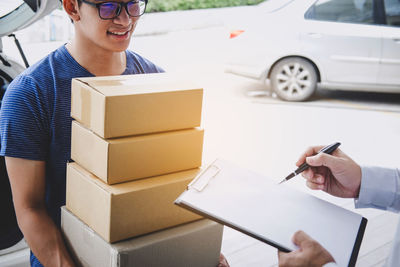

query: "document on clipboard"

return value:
[175, 159, 367, 267]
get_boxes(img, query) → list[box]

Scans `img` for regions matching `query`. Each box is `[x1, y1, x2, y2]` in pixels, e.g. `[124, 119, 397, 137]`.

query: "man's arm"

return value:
[6, 157, 75, 267]
[355, 166, 400, 213]
[278, 146, 360, 266]
[300, 147, 400, 212]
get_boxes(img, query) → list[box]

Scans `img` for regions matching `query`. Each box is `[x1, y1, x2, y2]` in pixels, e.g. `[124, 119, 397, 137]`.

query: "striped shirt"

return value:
[0, 45, 164, 226]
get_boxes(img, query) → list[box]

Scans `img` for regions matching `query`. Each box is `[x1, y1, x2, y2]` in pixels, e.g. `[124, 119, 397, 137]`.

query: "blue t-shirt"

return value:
[0, 45, 164, 227]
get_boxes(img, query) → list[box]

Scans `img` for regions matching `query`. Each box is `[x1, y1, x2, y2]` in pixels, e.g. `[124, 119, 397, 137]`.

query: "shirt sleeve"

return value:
[0, 74, 50, 161]
[355, 166, 400, 213]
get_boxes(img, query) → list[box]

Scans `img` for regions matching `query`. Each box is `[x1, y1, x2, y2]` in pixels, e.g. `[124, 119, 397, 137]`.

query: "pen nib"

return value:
[278, 172, 296, 184]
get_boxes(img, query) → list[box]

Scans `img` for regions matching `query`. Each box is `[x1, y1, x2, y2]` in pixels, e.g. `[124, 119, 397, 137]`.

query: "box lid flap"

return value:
[74, 73, 203, 97]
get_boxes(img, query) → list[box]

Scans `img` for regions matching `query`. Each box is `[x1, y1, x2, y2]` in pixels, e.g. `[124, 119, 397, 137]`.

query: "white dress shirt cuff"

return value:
[355, 166, 399, 211]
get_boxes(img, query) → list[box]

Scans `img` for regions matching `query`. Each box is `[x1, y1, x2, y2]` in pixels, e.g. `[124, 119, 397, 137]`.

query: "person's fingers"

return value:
[331, 148, 345, 158]
[292, 230, 312, 246]
[306, 153, 337, 168]
[308, 173, 325, 185]
[277, 250, 286, 266]
[277, 250, 285, 258]
[277, 250, 296, 267]
[302, 168, 325, 182]
[292, 231, 335, 266]
[218, 253, 230, 267]
[296, 146, 324, 166]
[306, 180, 324, 190]
[301, 168, 314, 179]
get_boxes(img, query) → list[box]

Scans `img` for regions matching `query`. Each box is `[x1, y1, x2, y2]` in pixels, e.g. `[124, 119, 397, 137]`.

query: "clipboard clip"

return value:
[188, 163, 220, 192]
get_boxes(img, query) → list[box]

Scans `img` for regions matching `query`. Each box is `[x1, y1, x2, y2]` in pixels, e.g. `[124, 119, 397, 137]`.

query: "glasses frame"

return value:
[80, 0, 148, 20]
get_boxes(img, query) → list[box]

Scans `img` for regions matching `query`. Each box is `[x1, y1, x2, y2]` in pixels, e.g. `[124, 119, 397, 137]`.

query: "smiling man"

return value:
[0, 0, 163, 266]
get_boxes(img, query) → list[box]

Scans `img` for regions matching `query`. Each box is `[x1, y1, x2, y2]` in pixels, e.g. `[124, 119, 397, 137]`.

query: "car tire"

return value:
[270, 57, 317, 101]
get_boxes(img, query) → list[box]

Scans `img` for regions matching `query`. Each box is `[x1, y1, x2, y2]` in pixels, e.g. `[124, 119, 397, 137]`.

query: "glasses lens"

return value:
[127, 1, 146, 17]
[99, 2, 119, 19]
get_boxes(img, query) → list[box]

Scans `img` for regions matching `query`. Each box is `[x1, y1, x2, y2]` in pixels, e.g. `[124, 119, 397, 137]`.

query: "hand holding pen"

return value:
[279, 142, 341, 184]
[281, 143, 362, 198]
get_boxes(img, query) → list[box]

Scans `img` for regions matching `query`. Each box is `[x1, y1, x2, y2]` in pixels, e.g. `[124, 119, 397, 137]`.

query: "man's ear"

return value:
[63, 0, 81, 22]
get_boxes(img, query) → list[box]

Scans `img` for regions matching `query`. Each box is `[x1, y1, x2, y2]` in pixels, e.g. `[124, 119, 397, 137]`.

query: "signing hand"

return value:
[296, 146, 361, 198]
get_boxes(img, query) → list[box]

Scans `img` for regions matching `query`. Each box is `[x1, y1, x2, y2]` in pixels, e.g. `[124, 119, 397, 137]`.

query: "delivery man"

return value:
[0, 0, 164, 265]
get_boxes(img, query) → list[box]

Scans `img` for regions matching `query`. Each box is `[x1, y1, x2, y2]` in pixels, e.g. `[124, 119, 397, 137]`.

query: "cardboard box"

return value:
[66, 163, 203, 243]
[71, 121, 204, 184]
[71, 73, 203, 138]
[61, 207, 222, 267]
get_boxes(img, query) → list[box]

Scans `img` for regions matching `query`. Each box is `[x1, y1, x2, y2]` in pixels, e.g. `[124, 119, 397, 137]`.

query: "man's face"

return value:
[75, 0, 140, 53]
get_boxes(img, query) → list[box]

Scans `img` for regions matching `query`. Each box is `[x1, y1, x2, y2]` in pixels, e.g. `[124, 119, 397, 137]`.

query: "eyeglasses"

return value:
[80, 0, 147, 20]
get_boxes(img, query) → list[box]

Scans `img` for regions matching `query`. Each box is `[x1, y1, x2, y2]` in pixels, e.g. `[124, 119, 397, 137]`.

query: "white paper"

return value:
[176, 159, 365, 267]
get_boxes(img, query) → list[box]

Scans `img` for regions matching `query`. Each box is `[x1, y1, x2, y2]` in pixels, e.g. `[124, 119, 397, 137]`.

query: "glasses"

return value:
[80, 0, 147, 20]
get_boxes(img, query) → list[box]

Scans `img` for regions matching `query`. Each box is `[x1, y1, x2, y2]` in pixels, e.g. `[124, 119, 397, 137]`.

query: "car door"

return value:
[0, 0, 61, 37]
[301, 0, 381, 85]
[377, 0, 400, 87]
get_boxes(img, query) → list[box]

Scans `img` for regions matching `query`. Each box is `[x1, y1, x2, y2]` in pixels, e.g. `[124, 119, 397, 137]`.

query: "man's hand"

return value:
[278, 231, 334, 267]
[6, 157, 75, 267]
[296, 146, 361, 198]
[218, 253, 230, 267]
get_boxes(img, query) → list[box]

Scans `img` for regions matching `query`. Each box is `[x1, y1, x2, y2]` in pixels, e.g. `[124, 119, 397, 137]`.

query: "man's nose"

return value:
[114, 6, 131, 25]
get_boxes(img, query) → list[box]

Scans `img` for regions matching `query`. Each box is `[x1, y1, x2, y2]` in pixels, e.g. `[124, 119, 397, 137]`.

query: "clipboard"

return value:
[175, 159, 367, 267]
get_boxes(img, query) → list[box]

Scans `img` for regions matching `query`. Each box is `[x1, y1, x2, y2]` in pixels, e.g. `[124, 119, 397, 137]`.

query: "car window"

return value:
[305, 0, 374, 25]
[384, 0, 400, 26]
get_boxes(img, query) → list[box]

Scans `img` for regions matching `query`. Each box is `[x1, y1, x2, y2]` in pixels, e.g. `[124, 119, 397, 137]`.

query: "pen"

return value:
[278, 142, 341, 184]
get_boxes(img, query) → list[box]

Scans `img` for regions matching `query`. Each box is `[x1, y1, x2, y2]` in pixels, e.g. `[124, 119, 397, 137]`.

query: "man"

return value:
[0, 0, 163, 266]
[278, 145, 400, 266]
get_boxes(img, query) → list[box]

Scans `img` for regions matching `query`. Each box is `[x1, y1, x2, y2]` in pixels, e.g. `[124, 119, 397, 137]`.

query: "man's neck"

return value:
[65, 40, 126, 77]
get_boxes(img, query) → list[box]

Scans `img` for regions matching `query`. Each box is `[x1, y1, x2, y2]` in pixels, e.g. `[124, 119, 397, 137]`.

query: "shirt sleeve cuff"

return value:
[354, 166, 398, 210]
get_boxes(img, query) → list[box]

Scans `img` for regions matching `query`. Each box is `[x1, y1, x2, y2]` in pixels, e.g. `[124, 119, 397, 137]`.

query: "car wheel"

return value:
[270, 57, 317, 101]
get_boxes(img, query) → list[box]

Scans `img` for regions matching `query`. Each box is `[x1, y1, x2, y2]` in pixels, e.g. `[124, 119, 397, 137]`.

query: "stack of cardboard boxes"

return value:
[61, 73, 223, 267]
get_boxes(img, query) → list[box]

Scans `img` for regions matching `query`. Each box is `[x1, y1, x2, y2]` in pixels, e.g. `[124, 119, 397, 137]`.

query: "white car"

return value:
[0, 1, 60, 266]
[226, 0, 400, 101]
[1, 0, 60, 95]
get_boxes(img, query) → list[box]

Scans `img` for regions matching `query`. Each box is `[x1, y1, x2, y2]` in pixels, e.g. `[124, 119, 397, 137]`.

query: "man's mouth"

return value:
[109, 31, 128, 36]
[108, 27, 132, 37]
